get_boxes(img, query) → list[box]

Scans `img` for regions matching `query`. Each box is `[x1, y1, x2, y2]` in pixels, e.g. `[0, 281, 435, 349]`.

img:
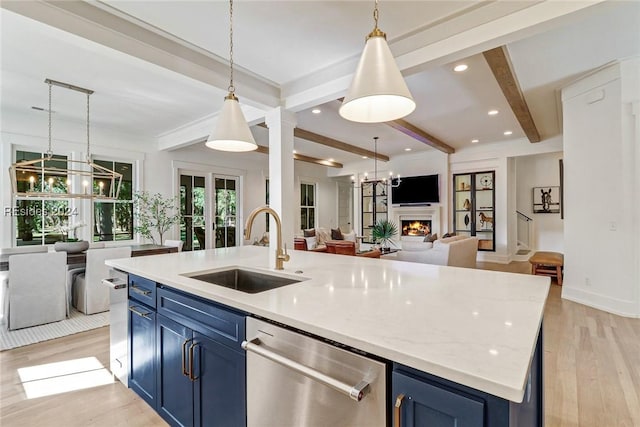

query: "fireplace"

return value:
[401, 220, 432, 236]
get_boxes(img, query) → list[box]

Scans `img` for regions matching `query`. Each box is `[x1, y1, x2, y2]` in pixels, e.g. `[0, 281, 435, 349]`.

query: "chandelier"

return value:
[352, 137, 401, 192]
[9, 79, 122, 200]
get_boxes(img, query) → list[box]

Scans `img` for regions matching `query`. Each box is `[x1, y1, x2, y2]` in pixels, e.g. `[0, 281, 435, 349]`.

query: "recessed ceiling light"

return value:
[404, 148, 412, 152]
[488, 110, 499, 116]
[292, 150, 297, 154]
[311, 109, 321, 114]
[328, 158, 334, 162]
[471, 139, 479, 143]
[362, 156, 368, 159]
[453, 64, 468, 72]
[503, 130, 513, 136]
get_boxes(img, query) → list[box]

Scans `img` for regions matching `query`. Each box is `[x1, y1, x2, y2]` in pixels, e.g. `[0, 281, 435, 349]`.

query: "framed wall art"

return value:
[532, 186, 561, 214]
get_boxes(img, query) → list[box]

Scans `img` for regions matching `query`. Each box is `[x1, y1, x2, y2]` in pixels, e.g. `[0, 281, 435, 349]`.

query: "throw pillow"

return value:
[303, 228, 316, 237]
[331, 228, 344, 240]
[423, 233, 438, 243]
[442, 232, 457, 238]
[303, 236, 317, 250]
[316, 228, 331, 246]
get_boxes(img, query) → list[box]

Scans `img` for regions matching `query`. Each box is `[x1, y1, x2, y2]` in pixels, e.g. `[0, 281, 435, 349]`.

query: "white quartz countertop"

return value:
[107, 246, 549, 402]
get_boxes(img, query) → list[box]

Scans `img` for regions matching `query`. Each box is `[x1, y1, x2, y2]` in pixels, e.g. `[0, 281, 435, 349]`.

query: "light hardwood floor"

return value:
[1, 262, 639, 426]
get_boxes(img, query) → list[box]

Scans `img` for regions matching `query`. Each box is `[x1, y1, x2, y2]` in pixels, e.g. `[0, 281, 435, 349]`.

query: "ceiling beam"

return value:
[385, 119, 455, 154]
[254, 145, 343, 168]
[258, 123, 389, 162]
[483, 46, 541, 143]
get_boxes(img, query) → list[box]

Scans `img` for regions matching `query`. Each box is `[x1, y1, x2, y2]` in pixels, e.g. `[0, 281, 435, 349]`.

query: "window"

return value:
[93, 160, 133, 242]
[300, 183, 316, 230]
[13, 150, 72, 246]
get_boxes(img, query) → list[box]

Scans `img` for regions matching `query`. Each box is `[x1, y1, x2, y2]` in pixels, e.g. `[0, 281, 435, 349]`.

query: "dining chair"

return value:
[7, 251, 67, 330]
[165, 240, 184, 252]
[73, 246, 131, 314]
[1, 246, 50, 328]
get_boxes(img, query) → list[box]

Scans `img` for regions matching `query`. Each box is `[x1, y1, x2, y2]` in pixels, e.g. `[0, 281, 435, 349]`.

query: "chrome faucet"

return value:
[244, 206, 290, 270]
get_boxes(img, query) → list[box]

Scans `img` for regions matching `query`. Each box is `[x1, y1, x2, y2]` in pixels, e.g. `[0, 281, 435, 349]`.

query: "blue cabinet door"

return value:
[129, 300, 156, 409]
[192, 332, 246, 427]
[392, 371, 485, 427]
[157, 315, 195, 427]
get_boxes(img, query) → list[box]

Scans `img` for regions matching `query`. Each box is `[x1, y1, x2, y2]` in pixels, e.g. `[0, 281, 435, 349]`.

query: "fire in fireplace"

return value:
[401, 220, 432, 236]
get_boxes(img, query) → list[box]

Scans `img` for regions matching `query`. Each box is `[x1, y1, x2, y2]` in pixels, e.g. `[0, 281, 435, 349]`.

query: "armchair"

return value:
[165, 240, 184, 252]
[7, 251, 67, 330]
[73, 247, 131, 314]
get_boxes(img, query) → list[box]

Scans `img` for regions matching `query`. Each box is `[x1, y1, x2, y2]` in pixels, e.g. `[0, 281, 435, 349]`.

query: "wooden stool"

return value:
[529, 251, 564, 285]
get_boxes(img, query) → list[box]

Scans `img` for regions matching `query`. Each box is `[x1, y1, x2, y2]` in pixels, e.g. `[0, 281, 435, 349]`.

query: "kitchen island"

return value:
[107, 245, 549, 426]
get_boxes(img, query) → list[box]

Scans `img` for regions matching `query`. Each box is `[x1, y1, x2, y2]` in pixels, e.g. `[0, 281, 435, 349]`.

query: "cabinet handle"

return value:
[188, 342, 199, 381]
[182, 338, 193, 377]
[394, 393, 405, 427]
[128, 306, 151, 319]
[130, 284, 151, 296]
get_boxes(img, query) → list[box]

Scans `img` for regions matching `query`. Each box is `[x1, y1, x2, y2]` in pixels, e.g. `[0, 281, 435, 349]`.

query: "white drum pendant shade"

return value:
[206, 94, 257, 152]
[340, 35, 415, 123]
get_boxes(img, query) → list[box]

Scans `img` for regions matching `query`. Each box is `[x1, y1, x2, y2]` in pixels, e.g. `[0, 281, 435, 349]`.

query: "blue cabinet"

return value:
[392, 330, 543, 427]
[392, 371, 484, 427]
[193, 331, 246, 427]
[157, 315, 195, 427]
[128, 299, 157, 409]
[154, 286, 246, 427]
[128, 274, 158, 409]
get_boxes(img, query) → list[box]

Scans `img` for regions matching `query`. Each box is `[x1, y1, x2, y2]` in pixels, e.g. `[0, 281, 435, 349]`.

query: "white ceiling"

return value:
[1, 1, 638, 167]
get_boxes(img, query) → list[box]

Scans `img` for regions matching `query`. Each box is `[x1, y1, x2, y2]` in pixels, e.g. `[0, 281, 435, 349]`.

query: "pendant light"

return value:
[206, 0, 257, 152]
[339, 0, 416, 123]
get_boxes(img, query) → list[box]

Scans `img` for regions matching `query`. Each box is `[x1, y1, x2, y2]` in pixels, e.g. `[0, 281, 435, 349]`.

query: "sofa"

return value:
[396, 235, 479, 268]
[294, 227, 356, 252]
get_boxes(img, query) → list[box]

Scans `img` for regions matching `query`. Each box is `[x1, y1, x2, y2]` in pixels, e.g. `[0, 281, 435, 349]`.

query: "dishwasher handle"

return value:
[241, 338, 370, 402]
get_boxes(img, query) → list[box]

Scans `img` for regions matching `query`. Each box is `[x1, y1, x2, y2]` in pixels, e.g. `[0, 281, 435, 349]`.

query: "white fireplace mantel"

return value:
[391, 205, 441, 241]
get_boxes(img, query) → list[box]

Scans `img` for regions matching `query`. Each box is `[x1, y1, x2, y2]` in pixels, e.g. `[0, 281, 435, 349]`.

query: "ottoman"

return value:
[529, 251, 564, 285]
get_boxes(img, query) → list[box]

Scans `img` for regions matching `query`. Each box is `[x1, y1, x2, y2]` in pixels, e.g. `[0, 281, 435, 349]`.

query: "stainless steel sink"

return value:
[185, 268, 303, 293]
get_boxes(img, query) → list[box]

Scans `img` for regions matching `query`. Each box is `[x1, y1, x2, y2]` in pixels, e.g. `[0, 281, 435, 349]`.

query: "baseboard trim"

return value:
[476, 252, 510, 264]
[561, 286, 640, 318]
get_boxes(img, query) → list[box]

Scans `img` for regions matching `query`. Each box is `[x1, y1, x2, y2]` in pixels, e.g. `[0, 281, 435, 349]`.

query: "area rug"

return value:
[0, 309, 109, 351]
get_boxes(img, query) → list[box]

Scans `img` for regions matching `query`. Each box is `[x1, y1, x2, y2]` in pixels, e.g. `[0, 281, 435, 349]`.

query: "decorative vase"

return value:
[464, 214, 470, 226]
[54, 240, 90, 253]
[463, 199, 471, 210]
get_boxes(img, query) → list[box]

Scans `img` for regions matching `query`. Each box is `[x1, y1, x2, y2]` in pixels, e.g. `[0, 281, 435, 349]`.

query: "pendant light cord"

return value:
[86, 92, 91, 161]
[373, 0, 379, 30]
[374, 136, 379, 181]
[228, 0, 235, 94]
[46, 82, 53, 160]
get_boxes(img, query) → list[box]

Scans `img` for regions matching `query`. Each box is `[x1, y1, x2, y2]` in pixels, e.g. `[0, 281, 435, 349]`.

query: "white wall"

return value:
[295, 161, 339, 232]
[1, 119, 341, 248]
[561, 59, 640, 317]
[515, 152, 564, 252]
[449, 137, 563, 263]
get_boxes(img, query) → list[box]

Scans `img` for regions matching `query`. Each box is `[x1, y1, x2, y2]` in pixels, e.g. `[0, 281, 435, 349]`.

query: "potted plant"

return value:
[133, 191, 180, 246]
[371, 219, 398, 252]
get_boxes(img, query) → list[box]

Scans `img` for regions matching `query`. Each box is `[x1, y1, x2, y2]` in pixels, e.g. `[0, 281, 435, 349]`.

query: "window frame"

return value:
[300, 182, 317, 230]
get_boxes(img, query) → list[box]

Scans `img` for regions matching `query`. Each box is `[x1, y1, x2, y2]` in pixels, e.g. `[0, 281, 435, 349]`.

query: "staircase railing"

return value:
[516, 211, 533, 250]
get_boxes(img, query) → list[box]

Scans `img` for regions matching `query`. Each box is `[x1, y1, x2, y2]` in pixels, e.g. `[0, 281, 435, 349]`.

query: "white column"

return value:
[265, 107, 296, 264]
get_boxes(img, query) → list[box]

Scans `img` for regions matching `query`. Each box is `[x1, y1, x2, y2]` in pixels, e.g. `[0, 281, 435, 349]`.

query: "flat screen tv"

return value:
[391, 174, 439, 205]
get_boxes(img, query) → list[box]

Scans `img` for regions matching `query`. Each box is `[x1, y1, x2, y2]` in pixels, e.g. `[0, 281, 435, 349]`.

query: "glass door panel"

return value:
[180, 174, 206, 251]
[214, 177, 238, 248]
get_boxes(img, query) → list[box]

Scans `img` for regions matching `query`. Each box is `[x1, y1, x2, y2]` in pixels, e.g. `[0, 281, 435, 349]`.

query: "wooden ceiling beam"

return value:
[335, 97, 454, 154]
[384, 119, 455, 154]
[255, 145, 343, 169]
[483, 46, 541, 143]
[257, 123, 389, 162]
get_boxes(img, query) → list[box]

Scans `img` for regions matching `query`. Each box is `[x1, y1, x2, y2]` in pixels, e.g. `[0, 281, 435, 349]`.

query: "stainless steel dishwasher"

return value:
[242, 317, 387, 427]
